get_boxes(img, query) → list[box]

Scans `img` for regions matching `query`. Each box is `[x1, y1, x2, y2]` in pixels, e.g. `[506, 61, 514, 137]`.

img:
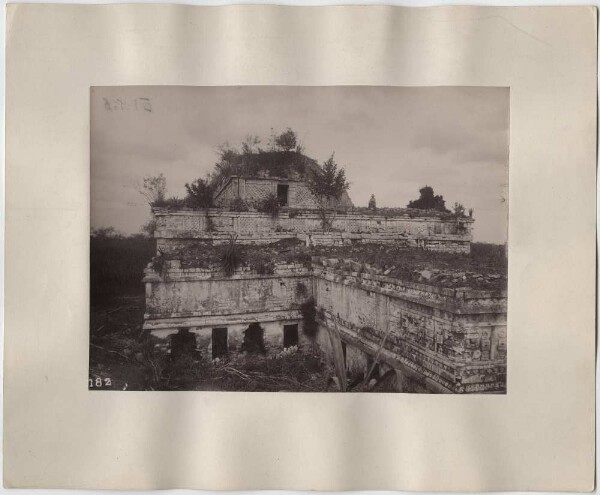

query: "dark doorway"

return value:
[277, 184, 289, 206]
[241, 322, 266, 354]
[212, 328, 228, 359]
[283, 324, 299, 348]
[171, 328, 197, 361]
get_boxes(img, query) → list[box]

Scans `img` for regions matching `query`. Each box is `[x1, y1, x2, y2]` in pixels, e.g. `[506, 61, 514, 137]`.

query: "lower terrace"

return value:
[154, 238, 507, 291]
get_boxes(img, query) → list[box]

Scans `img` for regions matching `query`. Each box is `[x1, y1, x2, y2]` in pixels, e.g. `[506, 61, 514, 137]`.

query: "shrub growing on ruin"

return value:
[300, 297, 319, 338]
[220, 235, 243, 276]
[185, 178, 214, 209]
[452, 202, 466, 218]
[151, 248, 166, 275]
[258, 193, 281, 218]
[255, 259, 275, 275]
[230, 197, 249, 212]
[273, 128, 299, 152]
[206, 216, 216, 232]
[407, 186, 449, 212]
[306, 154, 350, 231]
[368, 193, 377, 211]
[139, 174, 167, 206]
[152, 196, 187, 209]
[295, 282, 308, 298]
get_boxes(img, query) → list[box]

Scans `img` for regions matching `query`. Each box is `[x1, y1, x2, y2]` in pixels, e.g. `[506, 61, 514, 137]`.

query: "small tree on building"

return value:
[306, 154, 350, 231]
[368, 193, 377, 211]
[407, 186, 448, 212]
[274, 128, 298, 152]
[452, 202, 466, 218]
[185, 178, 214, 209]
[139, 174, 167, 206]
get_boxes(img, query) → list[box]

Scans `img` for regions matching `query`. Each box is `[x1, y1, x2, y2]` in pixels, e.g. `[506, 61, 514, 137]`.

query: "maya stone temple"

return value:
[142, 150, 507, 394]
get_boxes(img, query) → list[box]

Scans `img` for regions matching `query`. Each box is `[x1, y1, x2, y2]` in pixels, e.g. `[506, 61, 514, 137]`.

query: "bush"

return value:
[258, 193, 281, 218]
[206, 216, 216, 232]
[407, 186, 449, 212]
[300, 297, 318, 338]
[220, 235, 243, 276]
[295, 282, 308, 297]
[151, 249, 166, 274]
[185, 178, 214, 208]
[231, 197, 249, 212]
[368, 194, 377, 211]
[152, 196, 187, 209]
[255, 261, 275, 275]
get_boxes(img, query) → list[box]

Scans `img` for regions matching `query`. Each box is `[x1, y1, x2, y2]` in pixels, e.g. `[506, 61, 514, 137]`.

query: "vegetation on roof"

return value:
[159, 239, 506, 290]
[140, 128, 353, 211]
[139, 130, 472, 220]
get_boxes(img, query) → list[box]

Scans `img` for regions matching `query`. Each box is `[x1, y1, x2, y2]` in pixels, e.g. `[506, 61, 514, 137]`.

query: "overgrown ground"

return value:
[89, 294, 334, 391]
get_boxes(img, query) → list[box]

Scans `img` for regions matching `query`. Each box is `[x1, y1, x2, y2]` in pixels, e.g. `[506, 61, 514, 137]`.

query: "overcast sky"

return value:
[91, 86, 509, 243]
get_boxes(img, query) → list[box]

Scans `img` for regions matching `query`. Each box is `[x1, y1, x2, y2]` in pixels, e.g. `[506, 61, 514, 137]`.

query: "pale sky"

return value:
[91, 86, 509, 243]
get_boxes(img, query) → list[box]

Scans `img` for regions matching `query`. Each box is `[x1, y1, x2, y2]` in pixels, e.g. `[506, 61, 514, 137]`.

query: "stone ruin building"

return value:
[143, 157, 507, 393]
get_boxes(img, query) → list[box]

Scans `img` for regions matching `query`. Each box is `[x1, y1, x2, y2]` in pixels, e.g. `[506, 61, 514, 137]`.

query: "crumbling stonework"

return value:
[143, 261, 315, 358]
[143, 250, 506, 393]
[312, 259, 507, 393]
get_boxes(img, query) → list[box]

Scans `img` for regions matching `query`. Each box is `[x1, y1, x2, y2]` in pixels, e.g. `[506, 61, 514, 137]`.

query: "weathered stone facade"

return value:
[143, 261, 315, 358]
[214, 175, 353, 209]
[144, 189, 504, 393]
[154, 209, 473, 253]
[143, 255, 507, 393]
[312, 260, 507, 393]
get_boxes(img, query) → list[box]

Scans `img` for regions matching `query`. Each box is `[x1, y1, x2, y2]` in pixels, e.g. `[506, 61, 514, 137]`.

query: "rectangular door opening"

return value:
[283, 324, 299, 348]
[277, 184, 289, 206]
[212, 327, 228, 359]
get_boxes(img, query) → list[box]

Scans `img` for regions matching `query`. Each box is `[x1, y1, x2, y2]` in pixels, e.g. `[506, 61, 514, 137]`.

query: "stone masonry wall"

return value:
[214, 177, 353, 209]
[312, 259, 507, 393]
[143, 252, 506, 393]
[153, 209, 473, 253]
[143, 262, 315, 357]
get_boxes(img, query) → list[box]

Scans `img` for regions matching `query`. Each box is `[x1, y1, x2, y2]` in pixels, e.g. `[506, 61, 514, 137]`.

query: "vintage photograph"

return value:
[90, 86, 508, 393]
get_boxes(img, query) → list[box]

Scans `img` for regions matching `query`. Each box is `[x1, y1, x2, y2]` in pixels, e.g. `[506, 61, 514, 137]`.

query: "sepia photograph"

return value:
[90, 86, 508, 393]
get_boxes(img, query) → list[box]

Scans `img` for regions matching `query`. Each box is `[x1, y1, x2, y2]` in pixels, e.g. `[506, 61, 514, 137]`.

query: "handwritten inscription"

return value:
[103, 97, 152, 112]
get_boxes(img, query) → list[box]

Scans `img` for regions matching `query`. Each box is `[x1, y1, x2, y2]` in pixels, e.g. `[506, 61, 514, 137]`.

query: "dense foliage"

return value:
[257, 192, 281, 217]
[185, 178, 215, 208]
[90, 230, 155, 298]
[407, 186, 449, 212]
[306, 154, 350, 229]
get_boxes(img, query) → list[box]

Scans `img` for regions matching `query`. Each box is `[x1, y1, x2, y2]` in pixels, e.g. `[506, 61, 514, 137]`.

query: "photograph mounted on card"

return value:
[90, 85, 509, 394]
